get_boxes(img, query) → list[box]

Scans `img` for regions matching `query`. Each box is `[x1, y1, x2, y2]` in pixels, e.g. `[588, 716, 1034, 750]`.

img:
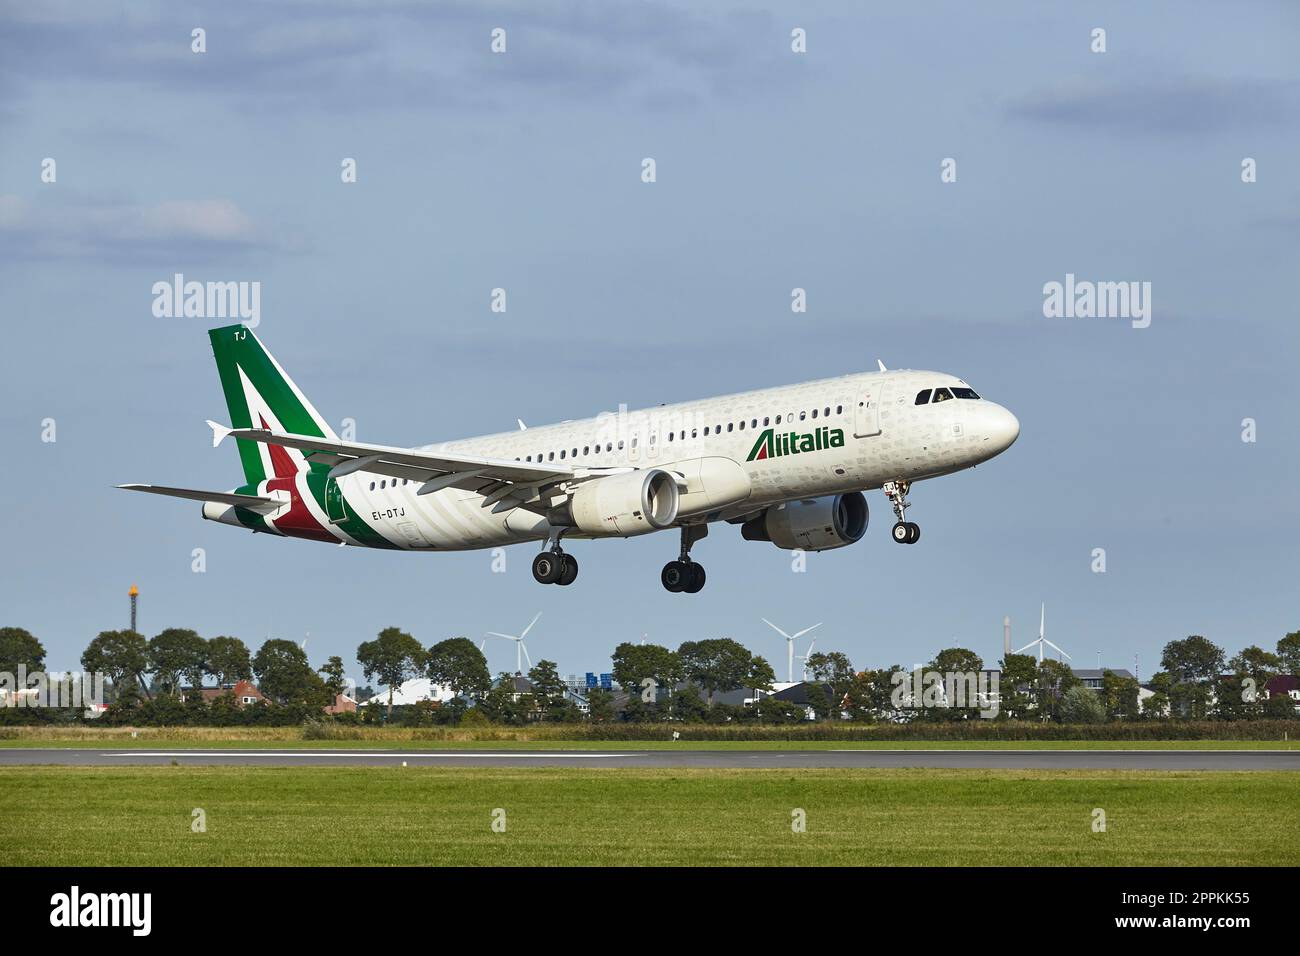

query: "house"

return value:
[1265, 675, 1300, 713]
[362, 678, 455, 708]
[324, 693, 357, 714]
[182, 679, 267, 707]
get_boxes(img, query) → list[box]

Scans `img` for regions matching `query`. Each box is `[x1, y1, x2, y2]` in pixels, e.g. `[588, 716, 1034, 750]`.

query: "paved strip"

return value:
[0, 748, 1298, 769]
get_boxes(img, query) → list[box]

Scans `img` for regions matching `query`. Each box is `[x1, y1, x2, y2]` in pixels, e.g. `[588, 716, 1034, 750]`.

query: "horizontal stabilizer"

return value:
[117, 484, 281, 515]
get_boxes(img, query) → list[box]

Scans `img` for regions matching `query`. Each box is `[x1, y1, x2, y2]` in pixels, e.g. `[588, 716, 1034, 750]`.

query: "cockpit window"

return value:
[952, 387, 980, 400]
[915, 389, 932, 405]
[932, 387, 954, 403]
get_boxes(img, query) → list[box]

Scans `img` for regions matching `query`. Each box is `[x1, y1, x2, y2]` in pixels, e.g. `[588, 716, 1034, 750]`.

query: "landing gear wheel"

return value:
[532, 551, 563, 584]
[556, 554, 579, 586]
[683, 562, 706, 593]
[892, 521, 911, 544]
[905, 522, 920, 544]
[884, 480, 918, 545]
[661, 560, 690, 593]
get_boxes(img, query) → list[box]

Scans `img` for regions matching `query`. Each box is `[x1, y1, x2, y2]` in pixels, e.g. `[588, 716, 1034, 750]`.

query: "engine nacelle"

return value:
[564, 468, 680, 537]
[741, 492, 868, 551]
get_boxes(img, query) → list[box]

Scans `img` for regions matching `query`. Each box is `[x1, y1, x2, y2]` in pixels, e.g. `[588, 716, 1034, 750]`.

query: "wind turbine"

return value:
[762, 619, 822, 683]
[484, 612, 542, 674]
[795, 637, 818, 681]
[1014, 604, 1071, 664]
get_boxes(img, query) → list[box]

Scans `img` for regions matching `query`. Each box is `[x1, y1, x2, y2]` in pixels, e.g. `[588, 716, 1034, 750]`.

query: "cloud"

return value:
[0, 194, 273, 262]
[1006, 75, 1300, 134]
[0, 0, 801, 116]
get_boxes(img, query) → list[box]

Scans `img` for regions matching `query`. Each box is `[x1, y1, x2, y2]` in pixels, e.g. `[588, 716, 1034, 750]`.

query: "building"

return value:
[1265, 675, 1300, 713]
[324, 693, 357, 714]
[1071, 668, 1136, 690]
[183, 679, 267, 707]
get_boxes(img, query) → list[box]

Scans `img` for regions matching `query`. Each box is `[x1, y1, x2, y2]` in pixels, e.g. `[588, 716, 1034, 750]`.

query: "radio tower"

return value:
[129, 584, 139, 632]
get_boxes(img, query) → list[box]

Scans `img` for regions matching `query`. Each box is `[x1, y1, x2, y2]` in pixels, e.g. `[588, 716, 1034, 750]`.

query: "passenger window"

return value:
[915, 389, 932, 405]
[932, 387, 954, 403]
[560, 450, 566, 459]
[691, 428, 697, 438]
[751, 418, 757, 428]
[727, 423, 734, 432]
[369, 481, 375, 491]
[608, 442, 614, 451]
[836, 405, 843, 415]
[739, 421, 745, 430]
[824, 407, 830, 417]
[775, 414, 782, 424]
[811, 409, 818, 419]
[548, 452, 555, 461]
[703, 426, 710, 436]
[668, 432, 674, 442]
[583, 446, 589, 455]
[799, 411, 806, 421]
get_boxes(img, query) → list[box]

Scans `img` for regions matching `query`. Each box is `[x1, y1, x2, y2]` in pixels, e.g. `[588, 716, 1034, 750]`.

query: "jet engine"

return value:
[740, 492, 868, 551]
[563, 468, 680, 536]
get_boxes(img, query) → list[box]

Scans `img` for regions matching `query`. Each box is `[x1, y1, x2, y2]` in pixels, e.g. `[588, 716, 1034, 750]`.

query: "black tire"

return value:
[557, 554, 579, 586]
[892, 521, 910, 544]
[661, 560, 688, 592]
[683, 563, 706, 593]
[906, 522, 921, 544]
[532, 551, 563, 584]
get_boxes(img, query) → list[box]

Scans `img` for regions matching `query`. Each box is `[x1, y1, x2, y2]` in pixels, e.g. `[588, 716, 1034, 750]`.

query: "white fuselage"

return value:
[332, 368, 1019, 551]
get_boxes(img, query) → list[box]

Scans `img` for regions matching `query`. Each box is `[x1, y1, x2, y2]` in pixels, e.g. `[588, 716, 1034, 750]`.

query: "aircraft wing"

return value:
[117, 483, 282, 515]
[210, 422, 575, 496]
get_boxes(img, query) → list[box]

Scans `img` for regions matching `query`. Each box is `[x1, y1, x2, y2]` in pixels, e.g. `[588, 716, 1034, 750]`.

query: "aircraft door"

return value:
[324, 477, 348, 524]
[854, 382, 884, 438]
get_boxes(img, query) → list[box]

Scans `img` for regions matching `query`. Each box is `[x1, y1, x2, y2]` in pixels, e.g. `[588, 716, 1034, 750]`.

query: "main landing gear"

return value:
[662, 525, 707, 594]
[884, 479, 921, 545]
[532, 529, 578, 586]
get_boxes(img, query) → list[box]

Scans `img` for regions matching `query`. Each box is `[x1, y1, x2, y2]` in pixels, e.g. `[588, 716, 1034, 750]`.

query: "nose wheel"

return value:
[662, 525, 708, 593]
[884, 480, 920, 545]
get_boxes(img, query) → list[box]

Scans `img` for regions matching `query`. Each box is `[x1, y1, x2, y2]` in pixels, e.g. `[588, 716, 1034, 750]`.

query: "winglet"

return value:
[206, 420, 233, 448]
[877, 360, 887, 372]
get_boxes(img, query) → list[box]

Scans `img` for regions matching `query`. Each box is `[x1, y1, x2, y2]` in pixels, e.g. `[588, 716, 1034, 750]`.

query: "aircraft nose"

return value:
[985, 403, 1020, 451]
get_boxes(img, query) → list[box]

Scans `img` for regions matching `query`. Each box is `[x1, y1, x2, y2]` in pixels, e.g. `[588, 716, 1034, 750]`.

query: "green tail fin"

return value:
[208, 325, 337, 487]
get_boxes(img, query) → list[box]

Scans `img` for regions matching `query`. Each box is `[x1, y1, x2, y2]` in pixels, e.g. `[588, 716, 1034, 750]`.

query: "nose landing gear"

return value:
[884, 480, 920, 544]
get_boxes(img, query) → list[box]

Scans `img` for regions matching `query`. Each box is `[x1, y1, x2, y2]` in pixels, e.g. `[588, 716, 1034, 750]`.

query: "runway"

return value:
[2, 748, 1299, 770]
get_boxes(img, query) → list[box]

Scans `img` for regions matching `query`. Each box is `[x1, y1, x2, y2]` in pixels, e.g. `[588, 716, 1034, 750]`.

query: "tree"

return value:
[1160, 635, 1226, 717]
[318, 656, 348, 700]
[845, 666, 905, 722]
[478, 672, 525, 724]
[526, 659, 568, 721]
[610, 643, 683, 699]
[998, 653, 1038, 719]
[148, 628, 208, 696]
[677, 638, 756, 705]
[930, 647, 983, 674]
[1276, 631, 1300, 676]
[253, 639, 327, 707]
[0, 627, 45, 675]
[1101, 669, 1140, 721]
[207, 636, 252, 687]
[1059, 686, 1106, 724]
[1036, 659, 1078, 722]
[585, 687, 615, 723]
[748, 655, 777, 704]
[82, 630, 150, 698]
[1230, 645, 1281, 687]
[356, 627, 427, 718]
[805, 651, 854, 719]
[426, 637, 491, 701]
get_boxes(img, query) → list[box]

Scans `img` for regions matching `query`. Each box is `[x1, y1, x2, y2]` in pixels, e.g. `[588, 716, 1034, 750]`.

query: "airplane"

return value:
[120, 325, 1019, 593]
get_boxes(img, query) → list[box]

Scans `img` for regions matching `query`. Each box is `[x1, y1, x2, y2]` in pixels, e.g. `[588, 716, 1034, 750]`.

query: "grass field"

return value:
[3, 766, 1297, 865]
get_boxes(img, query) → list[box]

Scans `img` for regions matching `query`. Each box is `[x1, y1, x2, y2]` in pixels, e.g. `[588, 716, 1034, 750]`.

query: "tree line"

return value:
[1, 624, 1297, 726]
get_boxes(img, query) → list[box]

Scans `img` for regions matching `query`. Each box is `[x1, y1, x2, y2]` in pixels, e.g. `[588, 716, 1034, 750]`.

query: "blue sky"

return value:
[2, 0, 1297, 683]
